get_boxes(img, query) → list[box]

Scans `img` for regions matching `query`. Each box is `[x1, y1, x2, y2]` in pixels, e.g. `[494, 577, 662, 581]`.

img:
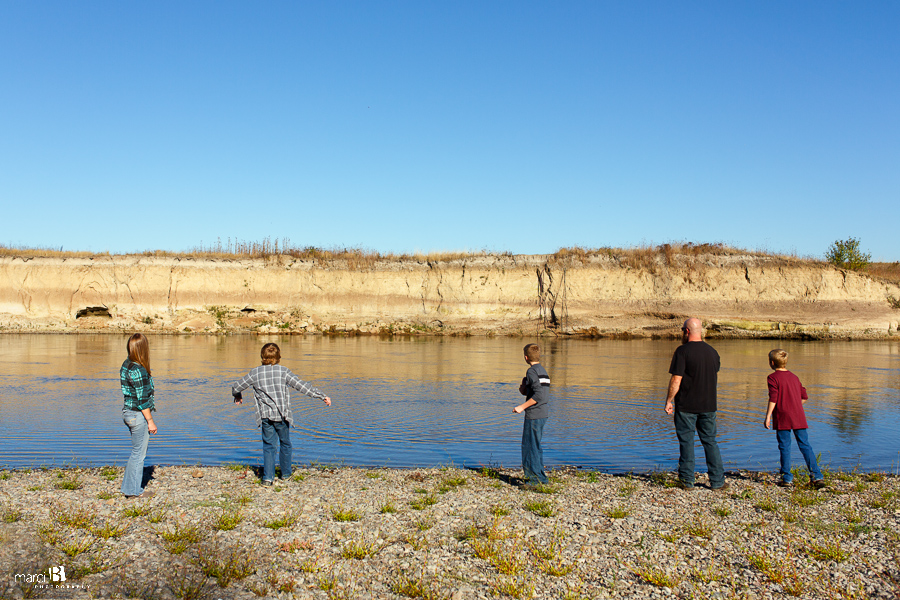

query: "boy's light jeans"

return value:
[121, 409, 149, 496]
[777, 428, 823, 483]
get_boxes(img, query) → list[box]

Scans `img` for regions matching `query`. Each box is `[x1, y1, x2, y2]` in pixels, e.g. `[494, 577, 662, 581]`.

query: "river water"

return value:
[0, 334, 898, 473]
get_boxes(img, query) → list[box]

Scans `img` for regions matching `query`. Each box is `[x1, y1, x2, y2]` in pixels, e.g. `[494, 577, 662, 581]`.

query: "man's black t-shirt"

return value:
[668, 341, 720, 413]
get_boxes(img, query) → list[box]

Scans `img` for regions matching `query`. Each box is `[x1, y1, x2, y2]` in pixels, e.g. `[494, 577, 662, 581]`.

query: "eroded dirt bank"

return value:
[1, 253, 899, 338]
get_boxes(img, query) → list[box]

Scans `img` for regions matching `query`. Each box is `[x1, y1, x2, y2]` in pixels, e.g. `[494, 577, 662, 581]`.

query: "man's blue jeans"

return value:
[122, 409, 149, 496]
[777, 428, 823, 483]
[674, 411, 724, 488]
[261, 419, 292, 482]
[522, 418, 549, 485]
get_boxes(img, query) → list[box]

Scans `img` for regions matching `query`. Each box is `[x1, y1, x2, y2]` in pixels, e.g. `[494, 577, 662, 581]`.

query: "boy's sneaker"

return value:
[676, 480, 697, 491]
[777, 480, 793, 488]
[262, 480, 274, 486]
[812, 479, 827, 490]
[711, 481, 730, 492]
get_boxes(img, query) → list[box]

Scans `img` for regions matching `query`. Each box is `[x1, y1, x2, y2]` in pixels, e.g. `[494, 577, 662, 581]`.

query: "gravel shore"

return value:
[0, 465, 897, 599]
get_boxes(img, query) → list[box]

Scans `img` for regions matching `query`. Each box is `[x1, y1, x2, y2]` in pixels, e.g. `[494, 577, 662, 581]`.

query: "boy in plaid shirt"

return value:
[232, 343, 331, 484]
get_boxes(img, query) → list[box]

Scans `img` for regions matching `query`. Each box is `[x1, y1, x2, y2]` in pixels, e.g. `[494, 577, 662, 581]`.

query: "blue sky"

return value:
[1, 2, 897, 259]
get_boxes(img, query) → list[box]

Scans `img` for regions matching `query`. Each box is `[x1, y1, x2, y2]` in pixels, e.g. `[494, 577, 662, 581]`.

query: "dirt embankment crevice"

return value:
[0, 254, 898, 338]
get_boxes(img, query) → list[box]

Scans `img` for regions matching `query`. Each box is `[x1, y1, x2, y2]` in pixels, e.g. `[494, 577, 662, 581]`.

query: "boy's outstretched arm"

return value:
[286, 372, 331, 405]
[764, 401, 776, 429]
[232, 374, 253, 404]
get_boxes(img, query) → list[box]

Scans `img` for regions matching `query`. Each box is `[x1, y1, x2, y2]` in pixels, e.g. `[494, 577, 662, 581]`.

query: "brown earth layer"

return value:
[1, 253, 899, 339]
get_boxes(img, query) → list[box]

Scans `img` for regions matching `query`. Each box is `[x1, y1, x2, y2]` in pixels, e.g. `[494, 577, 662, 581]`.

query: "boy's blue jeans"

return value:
[674, 411, 725, 488]
[777, 428, 823, 482]
[522, 418, 549, 485]
[261, 418, 292, 482]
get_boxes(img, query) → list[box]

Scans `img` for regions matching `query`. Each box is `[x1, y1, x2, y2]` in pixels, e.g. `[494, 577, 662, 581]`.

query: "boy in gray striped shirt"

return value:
[514, 343, 551, 488]
[232, 343, 331, 484]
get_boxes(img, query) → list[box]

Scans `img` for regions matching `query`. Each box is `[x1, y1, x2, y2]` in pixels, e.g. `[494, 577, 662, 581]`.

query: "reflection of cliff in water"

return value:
[828, 394, 872, 441]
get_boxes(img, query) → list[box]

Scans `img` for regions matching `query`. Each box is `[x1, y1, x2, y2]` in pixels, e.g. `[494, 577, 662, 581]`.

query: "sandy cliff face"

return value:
[1, 254, 898, 338]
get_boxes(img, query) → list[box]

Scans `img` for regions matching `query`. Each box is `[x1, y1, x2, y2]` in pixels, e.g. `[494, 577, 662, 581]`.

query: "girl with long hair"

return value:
[120, 333, 158, 498]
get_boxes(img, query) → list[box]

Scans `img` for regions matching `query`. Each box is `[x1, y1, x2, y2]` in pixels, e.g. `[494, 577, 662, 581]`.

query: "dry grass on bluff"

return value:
[2, 239, 896, 282]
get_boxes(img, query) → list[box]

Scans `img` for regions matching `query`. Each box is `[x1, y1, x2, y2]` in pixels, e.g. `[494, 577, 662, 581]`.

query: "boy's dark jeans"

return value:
[674, 411, 724, 488]
[521, 418, 549, 485]
[261, 418, 292, 482]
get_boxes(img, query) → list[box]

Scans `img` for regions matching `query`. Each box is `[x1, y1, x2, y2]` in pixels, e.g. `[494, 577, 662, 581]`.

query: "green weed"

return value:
[331, 506, 362, 522]
[491, 576, 534, 599]
[805, 538, 851, 562]
[211, 506, 244, 531]
[648, 471, 677, 488]
[409, 494, 438, 510]
[618, 480, 638, 497]
[391, 569, 447, 600]
[524, 499, 556, 518]
[263, 510, 299, 529]
[0, 504, 23, 523]
[157, 521, 207, 554]
[195, 542, 256, 587]
[122, 502, 153, 518]
[55, 505, 95, 529]
[682, 517, 713, 539]
[791, 490, 826, 507]
[489, 503, 511, 517]
[54, 476, 82, 490]
[489, 548, 524, 575]
[60, 535, 94, 557]
[604, 505, 629, 519]
[415, 515, 436, 531]
[631, 562, 681, 588]
[91, 519, 130, 539]
[437, 475, 467, 493]
[340, 538, 384, 559]
[167, 565, 215, 600]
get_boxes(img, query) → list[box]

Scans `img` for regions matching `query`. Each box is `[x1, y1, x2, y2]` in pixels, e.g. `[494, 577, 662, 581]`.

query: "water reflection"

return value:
[0, 335, 898, 472]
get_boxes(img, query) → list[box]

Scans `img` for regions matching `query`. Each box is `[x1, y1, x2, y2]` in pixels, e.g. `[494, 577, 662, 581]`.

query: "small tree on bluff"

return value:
[825, 237, 871, 271]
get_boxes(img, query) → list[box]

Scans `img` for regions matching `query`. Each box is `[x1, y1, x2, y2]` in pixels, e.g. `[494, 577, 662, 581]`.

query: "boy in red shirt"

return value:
[764, 349, 825, 489]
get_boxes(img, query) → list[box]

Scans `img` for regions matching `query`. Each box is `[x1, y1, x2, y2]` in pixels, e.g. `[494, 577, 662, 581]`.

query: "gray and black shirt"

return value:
[523, 363, 551, 420]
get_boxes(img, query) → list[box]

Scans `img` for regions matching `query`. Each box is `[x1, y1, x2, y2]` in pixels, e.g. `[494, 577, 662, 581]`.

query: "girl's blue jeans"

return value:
[121, 409, 149, 496]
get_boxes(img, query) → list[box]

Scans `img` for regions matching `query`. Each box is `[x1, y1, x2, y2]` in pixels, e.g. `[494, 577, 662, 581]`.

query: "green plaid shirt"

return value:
[120, 359, 155, 412]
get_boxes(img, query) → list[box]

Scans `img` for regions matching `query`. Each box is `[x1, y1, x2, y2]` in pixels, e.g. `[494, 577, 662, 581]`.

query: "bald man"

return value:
[664, 318, 727, 490]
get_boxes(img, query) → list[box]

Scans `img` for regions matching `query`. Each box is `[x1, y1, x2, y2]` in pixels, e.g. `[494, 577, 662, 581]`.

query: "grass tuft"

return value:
[409, 494, 438, 511]
[263, 510, 299, 529]
[211, 506, 244, 531]
[523, 499, 556, 518]
[331, 505, 362, 522]
[604, 505, 629, 519]
[195, 541, 256, 587]
[631, 562, 681, 588]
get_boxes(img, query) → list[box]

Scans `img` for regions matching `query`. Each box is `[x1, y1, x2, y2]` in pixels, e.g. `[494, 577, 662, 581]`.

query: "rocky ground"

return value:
[0, 465, 897, 599]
